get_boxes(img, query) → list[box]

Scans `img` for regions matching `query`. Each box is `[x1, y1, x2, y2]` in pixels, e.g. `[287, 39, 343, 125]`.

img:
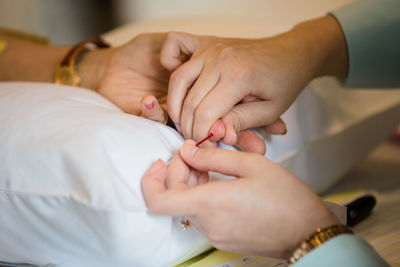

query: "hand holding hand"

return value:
[142, 140, 340, 259]
[160, 15, 348, 148]
[161, 32, 303, 145]
[79, 33, 272, 154]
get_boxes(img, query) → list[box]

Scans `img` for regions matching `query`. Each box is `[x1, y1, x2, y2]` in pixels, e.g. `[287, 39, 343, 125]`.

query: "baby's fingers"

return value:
[140, 95, 167, 123]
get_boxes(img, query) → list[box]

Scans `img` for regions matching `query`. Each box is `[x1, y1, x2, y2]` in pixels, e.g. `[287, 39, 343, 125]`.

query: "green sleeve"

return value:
[293, 234, 389, 267]
[330, 0, 400, 88]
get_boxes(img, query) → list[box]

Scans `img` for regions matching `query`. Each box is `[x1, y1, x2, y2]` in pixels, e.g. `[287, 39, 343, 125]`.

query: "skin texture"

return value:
[142, 14, 348, 259]
[142, 140, 340, 259]
[159, 15, 348, 147]
[2, 17, 348, 258]
[0, 32, 269, 153]
[0, 33, 170, 122]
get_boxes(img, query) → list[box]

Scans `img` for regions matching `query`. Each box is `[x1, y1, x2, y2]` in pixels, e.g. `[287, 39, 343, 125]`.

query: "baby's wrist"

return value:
[76, 47, 112, 90]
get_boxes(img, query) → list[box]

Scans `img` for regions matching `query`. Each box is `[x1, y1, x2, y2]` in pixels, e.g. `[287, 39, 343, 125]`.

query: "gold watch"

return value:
[54, 38, 110, 86]
[289, 224, 353, 264]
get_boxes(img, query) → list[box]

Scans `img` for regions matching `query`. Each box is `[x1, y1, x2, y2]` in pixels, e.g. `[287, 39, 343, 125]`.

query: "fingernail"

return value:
[145, 102, 155, 110]
[180, 141, 198, 158]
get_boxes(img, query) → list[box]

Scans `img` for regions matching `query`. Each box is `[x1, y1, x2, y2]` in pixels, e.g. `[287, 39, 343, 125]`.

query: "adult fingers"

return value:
[167, 57, 204, 131]
[180, 57, 220, 139]
[219, 101, 282, 145]
[235, 130, 266, 155]
[191, 80, 248, 142]
[262, 118, 287, 135]
[179, 140, 261, 178]
[161, 32, 200, 71]
[140, 95, 166, 123]
[208, 119, 226, 142]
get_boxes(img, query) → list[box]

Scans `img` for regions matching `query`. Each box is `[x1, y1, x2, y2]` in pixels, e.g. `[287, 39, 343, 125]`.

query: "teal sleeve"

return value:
[330, 0, 400, 88]
[292, 234, 389, 267]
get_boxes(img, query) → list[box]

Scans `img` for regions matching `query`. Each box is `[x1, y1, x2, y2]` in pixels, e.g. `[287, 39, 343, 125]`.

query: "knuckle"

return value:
[169, 71, 185, 88]
[166, 31, 179, 42]
[231, 63, 252, 82]
[195, 107, 214, 124]
[183, 95, 197, 113]
[230, 109, 245, 133]
[219, 45, 239, 59]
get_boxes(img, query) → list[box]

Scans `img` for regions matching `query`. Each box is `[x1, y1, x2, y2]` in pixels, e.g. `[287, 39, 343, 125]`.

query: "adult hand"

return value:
[142, 140, 340, 259]
[160, 16, 348, 147]
[79, 33, 272, 154]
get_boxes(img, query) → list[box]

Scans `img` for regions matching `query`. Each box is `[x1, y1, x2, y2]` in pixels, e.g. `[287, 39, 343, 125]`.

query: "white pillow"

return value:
[1, 77, 399, 267]
[262, 77, 400, 191]
[0, 82, 211, 267]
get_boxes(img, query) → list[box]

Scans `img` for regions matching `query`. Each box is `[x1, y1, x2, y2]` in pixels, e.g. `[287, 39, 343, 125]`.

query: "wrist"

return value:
[290, 15, 348, 80]
[76, 47, 112, 90]
[53, 38, 111, 89]
[289, 224, 353, 265]
[283, 201, 341, 259]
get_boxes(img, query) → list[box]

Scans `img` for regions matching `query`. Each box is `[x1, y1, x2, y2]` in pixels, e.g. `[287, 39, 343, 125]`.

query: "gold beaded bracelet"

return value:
[289, 224, 353, 265]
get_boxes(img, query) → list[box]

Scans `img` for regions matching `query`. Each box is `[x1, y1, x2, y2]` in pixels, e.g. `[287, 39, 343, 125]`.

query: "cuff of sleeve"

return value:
[292, 234, 389, 267]
[330, 0, 400, 88]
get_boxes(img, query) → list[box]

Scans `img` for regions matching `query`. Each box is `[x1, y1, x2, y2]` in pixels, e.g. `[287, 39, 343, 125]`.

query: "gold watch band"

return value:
[54, 37, 110, 87]
[289, 224, 353, 264]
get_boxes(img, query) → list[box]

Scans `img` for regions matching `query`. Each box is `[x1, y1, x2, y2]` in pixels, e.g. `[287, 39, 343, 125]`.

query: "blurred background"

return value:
[0, 0, 348, 45]
[0, 0, 115, 44]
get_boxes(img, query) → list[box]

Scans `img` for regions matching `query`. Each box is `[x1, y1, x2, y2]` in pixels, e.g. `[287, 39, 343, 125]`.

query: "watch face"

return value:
[55, 66, 80, 86]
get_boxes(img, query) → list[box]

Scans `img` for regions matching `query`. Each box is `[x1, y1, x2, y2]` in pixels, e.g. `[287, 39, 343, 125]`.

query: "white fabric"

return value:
[1, 11, 400, 267]
[263, 77, 400, 191]
[0, 83, 210, 267]
[0, 78, 399, 266]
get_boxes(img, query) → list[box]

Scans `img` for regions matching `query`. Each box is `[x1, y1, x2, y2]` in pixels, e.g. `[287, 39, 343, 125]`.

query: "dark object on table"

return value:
[346, 194, 377, 227]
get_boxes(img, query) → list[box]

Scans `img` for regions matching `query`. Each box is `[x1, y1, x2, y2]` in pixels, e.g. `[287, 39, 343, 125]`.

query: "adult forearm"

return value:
[286, 15, 349, 81]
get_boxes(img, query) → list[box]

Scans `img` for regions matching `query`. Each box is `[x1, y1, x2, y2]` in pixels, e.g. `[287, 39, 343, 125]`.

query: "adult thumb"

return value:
[160, 32, 199, 71]
[221, 101, 282, 144]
